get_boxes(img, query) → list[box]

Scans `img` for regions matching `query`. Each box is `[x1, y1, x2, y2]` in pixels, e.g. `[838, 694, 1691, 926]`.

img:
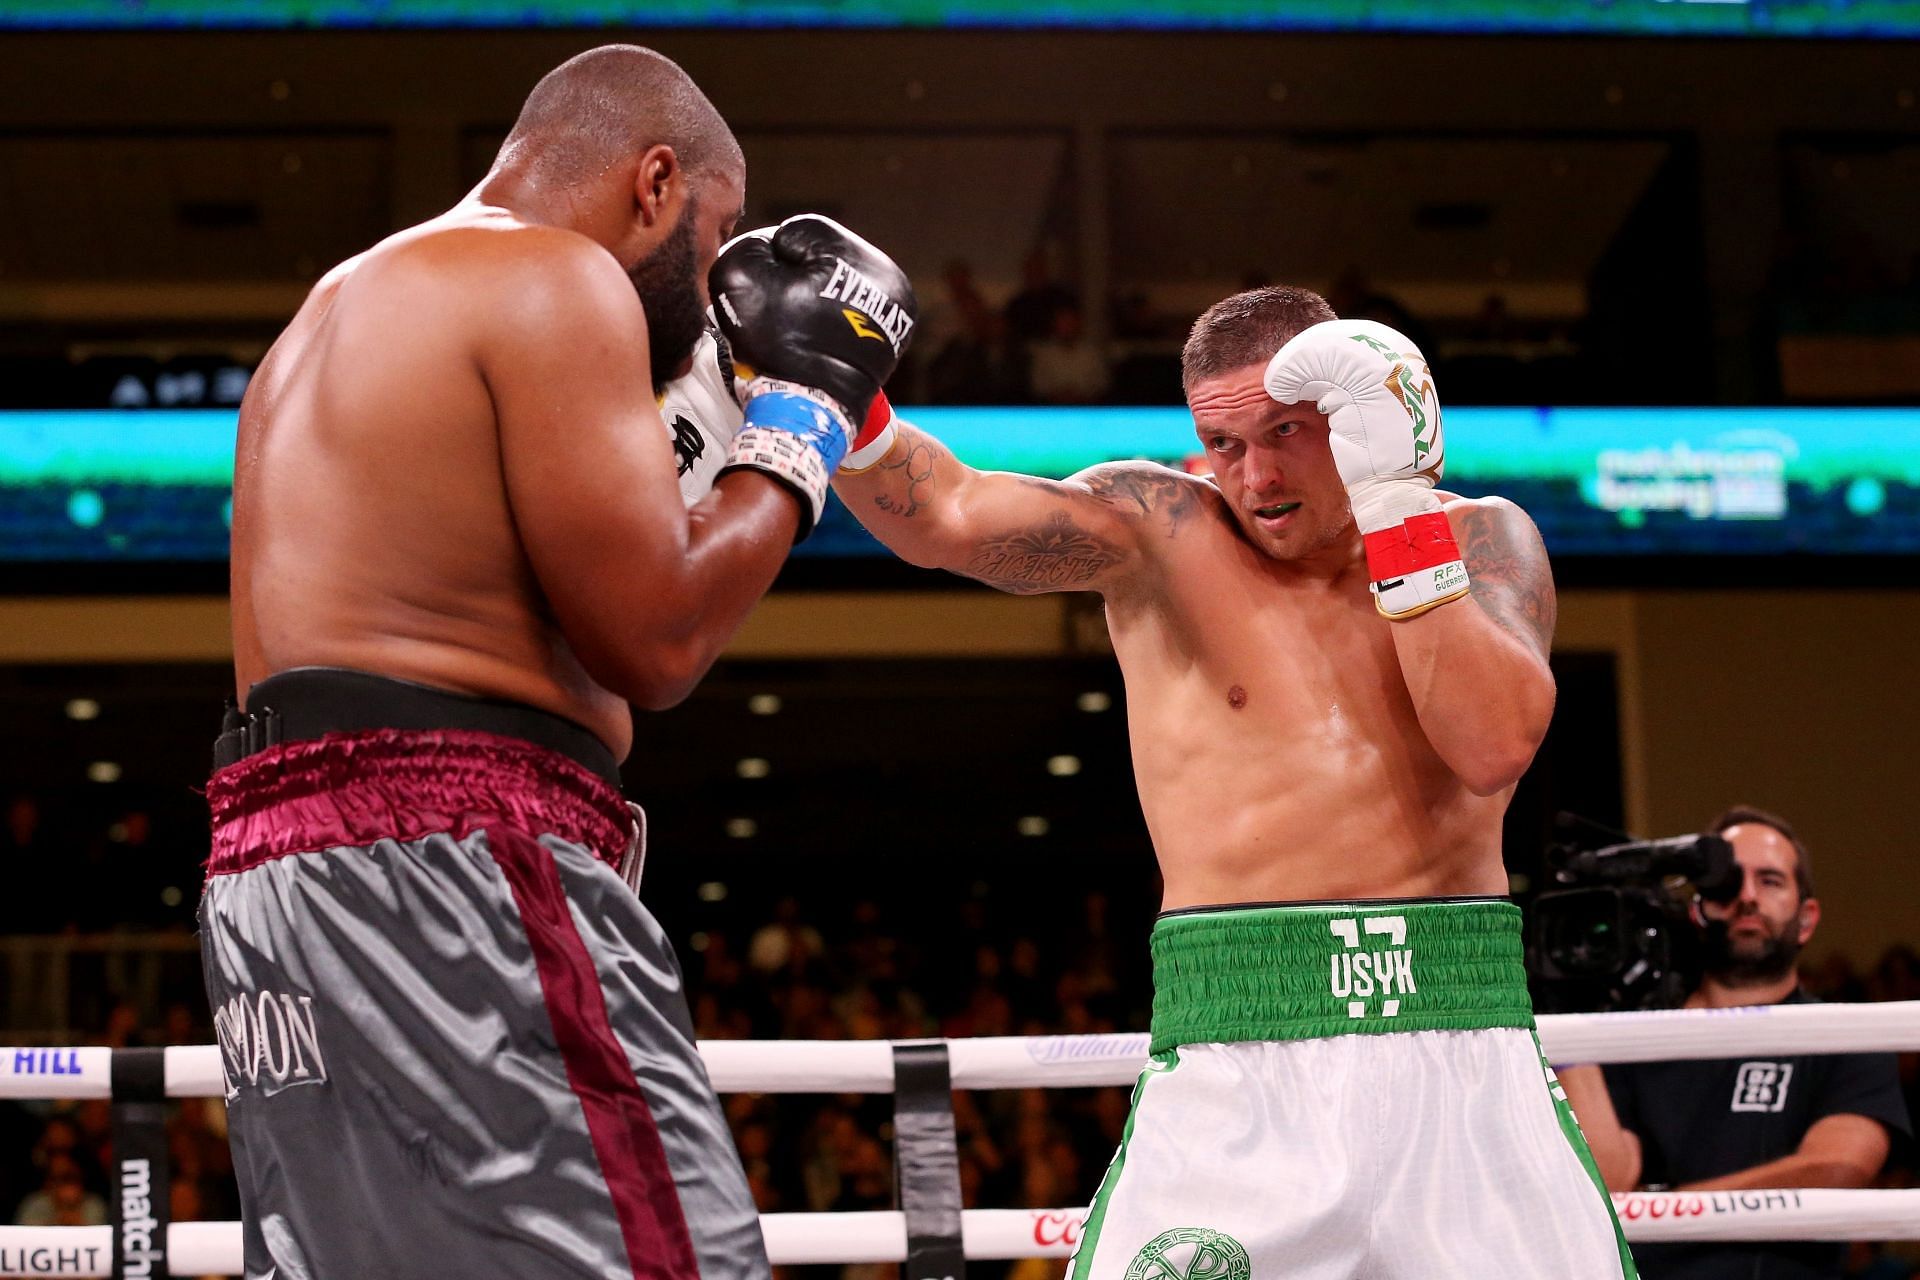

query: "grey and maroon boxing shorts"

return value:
[201, 728, 767, 1280]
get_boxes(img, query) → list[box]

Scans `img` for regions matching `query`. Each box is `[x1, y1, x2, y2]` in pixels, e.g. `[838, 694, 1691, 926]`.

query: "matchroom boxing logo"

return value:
[119, 1158, 164, 1277]
[212, 988, 329, 1100]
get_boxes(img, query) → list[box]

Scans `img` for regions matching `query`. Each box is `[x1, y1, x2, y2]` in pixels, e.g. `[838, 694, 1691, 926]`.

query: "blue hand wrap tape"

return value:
[743, 390, 849, 474]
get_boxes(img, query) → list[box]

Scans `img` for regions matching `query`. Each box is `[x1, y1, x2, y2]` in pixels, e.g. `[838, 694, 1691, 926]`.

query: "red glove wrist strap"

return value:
[853, 391, 894, 451]
[1362, 510, 1462, 584]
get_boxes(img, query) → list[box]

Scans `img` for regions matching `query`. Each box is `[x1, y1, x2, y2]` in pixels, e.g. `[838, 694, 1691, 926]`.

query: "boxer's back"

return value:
[230, 213, 632, 755]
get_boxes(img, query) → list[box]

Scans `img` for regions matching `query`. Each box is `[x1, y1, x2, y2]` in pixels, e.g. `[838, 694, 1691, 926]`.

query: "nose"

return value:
[1241, 443, 1286, 497]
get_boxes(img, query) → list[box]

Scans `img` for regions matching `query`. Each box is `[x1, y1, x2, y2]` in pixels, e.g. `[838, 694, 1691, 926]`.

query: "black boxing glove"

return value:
[707, 215, 918, 539]
[711, 214, 917, 424]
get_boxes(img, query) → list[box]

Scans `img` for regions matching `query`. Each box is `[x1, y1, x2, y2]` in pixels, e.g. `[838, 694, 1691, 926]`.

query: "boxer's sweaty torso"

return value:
[1103, 479, 1511, 910]
[231, 209, 632, 756]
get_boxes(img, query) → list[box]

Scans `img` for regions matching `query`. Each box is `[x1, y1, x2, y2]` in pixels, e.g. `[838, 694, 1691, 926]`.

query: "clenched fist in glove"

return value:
[708, 214, 917, 538]
[1264, 320, 1468, 620]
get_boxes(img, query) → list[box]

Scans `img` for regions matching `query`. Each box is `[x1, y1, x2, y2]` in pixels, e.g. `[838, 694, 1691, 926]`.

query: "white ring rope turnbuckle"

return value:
[2, 1000, 1918, 1276]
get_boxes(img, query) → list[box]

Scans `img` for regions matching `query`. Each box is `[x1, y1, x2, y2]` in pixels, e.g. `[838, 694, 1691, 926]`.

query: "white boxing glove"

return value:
[1264, 319, 1468, 619]
[657, 324, 745, 508]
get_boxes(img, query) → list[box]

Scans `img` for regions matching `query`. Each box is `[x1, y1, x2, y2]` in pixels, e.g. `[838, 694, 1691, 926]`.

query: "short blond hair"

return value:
[1181, 286, 1337, 395]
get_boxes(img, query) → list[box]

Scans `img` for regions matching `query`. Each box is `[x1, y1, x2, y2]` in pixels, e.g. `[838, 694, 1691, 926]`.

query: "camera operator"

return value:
[1559, 806, 1910, 1279]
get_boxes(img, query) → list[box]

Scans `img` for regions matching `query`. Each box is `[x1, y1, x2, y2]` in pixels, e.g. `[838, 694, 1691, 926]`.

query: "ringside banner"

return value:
[2, 407, 1916, 563]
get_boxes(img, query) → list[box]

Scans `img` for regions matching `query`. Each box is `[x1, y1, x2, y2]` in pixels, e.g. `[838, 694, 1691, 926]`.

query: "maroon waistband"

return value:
[206, 728, 632, 877]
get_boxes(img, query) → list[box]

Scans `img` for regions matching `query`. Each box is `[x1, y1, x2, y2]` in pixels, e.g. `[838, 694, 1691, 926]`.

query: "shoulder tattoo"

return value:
[1454, 501, 1556, 661]
[1081, 465, 1204, 536]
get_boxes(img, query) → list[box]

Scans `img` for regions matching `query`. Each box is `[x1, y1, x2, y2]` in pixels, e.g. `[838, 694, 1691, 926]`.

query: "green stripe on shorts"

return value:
[1068, 1047, 1180, 1280]
[1149, 898, 1533, 1052]
[1534, 1033, 1640, 1279]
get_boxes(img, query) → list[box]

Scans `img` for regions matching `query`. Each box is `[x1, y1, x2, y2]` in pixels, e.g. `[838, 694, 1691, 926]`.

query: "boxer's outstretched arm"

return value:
[833, 422, 1189, 595]
[488, 231, 801, 709]
[1387, 497, 1557, 796]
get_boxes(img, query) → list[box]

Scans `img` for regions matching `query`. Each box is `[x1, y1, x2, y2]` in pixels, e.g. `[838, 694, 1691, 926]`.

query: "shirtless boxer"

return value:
[202, 46, 912, 1280]
[832, 287, 1635, 1278]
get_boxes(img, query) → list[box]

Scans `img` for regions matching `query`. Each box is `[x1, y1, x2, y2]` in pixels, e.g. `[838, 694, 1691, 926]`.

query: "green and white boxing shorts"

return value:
[1067, 898, 1636, 1280]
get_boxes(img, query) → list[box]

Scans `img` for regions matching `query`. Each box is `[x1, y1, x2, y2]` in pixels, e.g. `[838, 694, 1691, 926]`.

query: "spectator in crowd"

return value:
[1003, 247, 1077, 351]
[1026, 304, 1110, 404]
[923, 259, 1017, 403]
[13, 1150, 106, 1227]
[1561, 806, 1911, 1280]
[749, 895, 827, 977]
[1326, 264, 1437, 355]
[1002, 246, 1080, 401]
[2, 795, 59, 935]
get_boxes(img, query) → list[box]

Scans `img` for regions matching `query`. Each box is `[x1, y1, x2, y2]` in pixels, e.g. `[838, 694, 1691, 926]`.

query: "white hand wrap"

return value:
[720, 379, 854, 539]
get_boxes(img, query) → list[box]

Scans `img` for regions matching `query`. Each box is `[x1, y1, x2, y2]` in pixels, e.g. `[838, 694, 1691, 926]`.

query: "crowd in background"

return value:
[13, 219, 1920, 415]
[891, 252, 1583, 410]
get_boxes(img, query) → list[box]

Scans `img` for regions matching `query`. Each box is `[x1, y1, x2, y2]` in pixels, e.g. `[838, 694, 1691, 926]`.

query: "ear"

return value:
[1797, 896, 1821, 945]
[633, 144, 683, 228]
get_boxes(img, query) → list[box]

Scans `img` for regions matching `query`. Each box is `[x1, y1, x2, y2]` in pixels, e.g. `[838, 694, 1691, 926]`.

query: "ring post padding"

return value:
[109, 1049, 170, 1280]
[892, 1041, 966, 1280]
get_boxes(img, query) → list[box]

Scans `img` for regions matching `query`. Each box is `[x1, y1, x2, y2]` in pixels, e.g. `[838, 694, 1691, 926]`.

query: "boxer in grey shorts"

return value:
[203, 711, 763, 1280]
[215, 34, 911, 1277]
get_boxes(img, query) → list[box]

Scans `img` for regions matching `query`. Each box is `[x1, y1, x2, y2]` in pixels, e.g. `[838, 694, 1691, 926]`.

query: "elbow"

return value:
[624, 636, 711, 711]
[1456, 736, 1542, 798]
[1601, 1165, 1638, 1195]
[1595, 1141, 1641, 1194]
[629, 677, 695, 713]
[1821, 1160, 1881, 1190]
[575, 631, 710, 712]
[1458, 678, 1555, 796]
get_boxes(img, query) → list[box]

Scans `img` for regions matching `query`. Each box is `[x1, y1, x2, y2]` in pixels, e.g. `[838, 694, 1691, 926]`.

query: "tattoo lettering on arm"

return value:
[964, 511, 1126, 595]
[871, 437, 936, 518]
[1080, 464, 1205, 537]
[1453, 499, 1557, 662]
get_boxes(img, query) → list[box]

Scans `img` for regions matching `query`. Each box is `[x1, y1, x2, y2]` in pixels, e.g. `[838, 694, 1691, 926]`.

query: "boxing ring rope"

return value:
[9, 998, 1920, 1100]
[4, 1191, 1920, 1275]
[3, 1001, 1919, 1276]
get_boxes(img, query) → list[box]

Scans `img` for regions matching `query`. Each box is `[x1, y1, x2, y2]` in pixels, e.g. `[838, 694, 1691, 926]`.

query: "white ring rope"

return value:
[4, 1000, 1919, 1099]
[4, 1192, 1920, 1277]
[2, 1001, 1917, 1275]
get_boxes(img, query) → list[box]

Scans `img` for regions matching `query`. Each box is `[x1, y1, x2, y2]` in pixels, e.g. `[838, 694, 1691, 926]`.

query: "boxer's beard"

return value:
[1701, 905, 1804, 987]
[630, 198, 706, 390]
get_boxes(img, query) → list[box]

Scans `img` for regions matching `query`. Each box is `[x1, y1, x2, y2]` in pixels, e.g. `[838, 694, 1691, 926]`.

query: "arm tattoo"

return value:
[1454, 501, 1557, 661]
[871, 437, 936, 518]
[1081, 464, 1203, 535]
[964, 511, 1126, 595]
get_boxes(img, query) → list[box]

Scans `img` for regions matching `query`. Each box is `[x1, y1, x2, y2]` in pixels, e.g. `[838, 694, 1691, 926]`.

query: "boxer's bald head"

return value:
[499, 44, 743, 189]
[494, 45, 747, 388]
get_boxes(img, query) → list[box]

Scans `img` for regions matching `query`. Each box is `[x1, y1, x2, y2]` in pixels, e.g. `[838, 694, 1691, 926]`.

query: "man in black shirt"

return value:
[1561, 806, 1911, 1279]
